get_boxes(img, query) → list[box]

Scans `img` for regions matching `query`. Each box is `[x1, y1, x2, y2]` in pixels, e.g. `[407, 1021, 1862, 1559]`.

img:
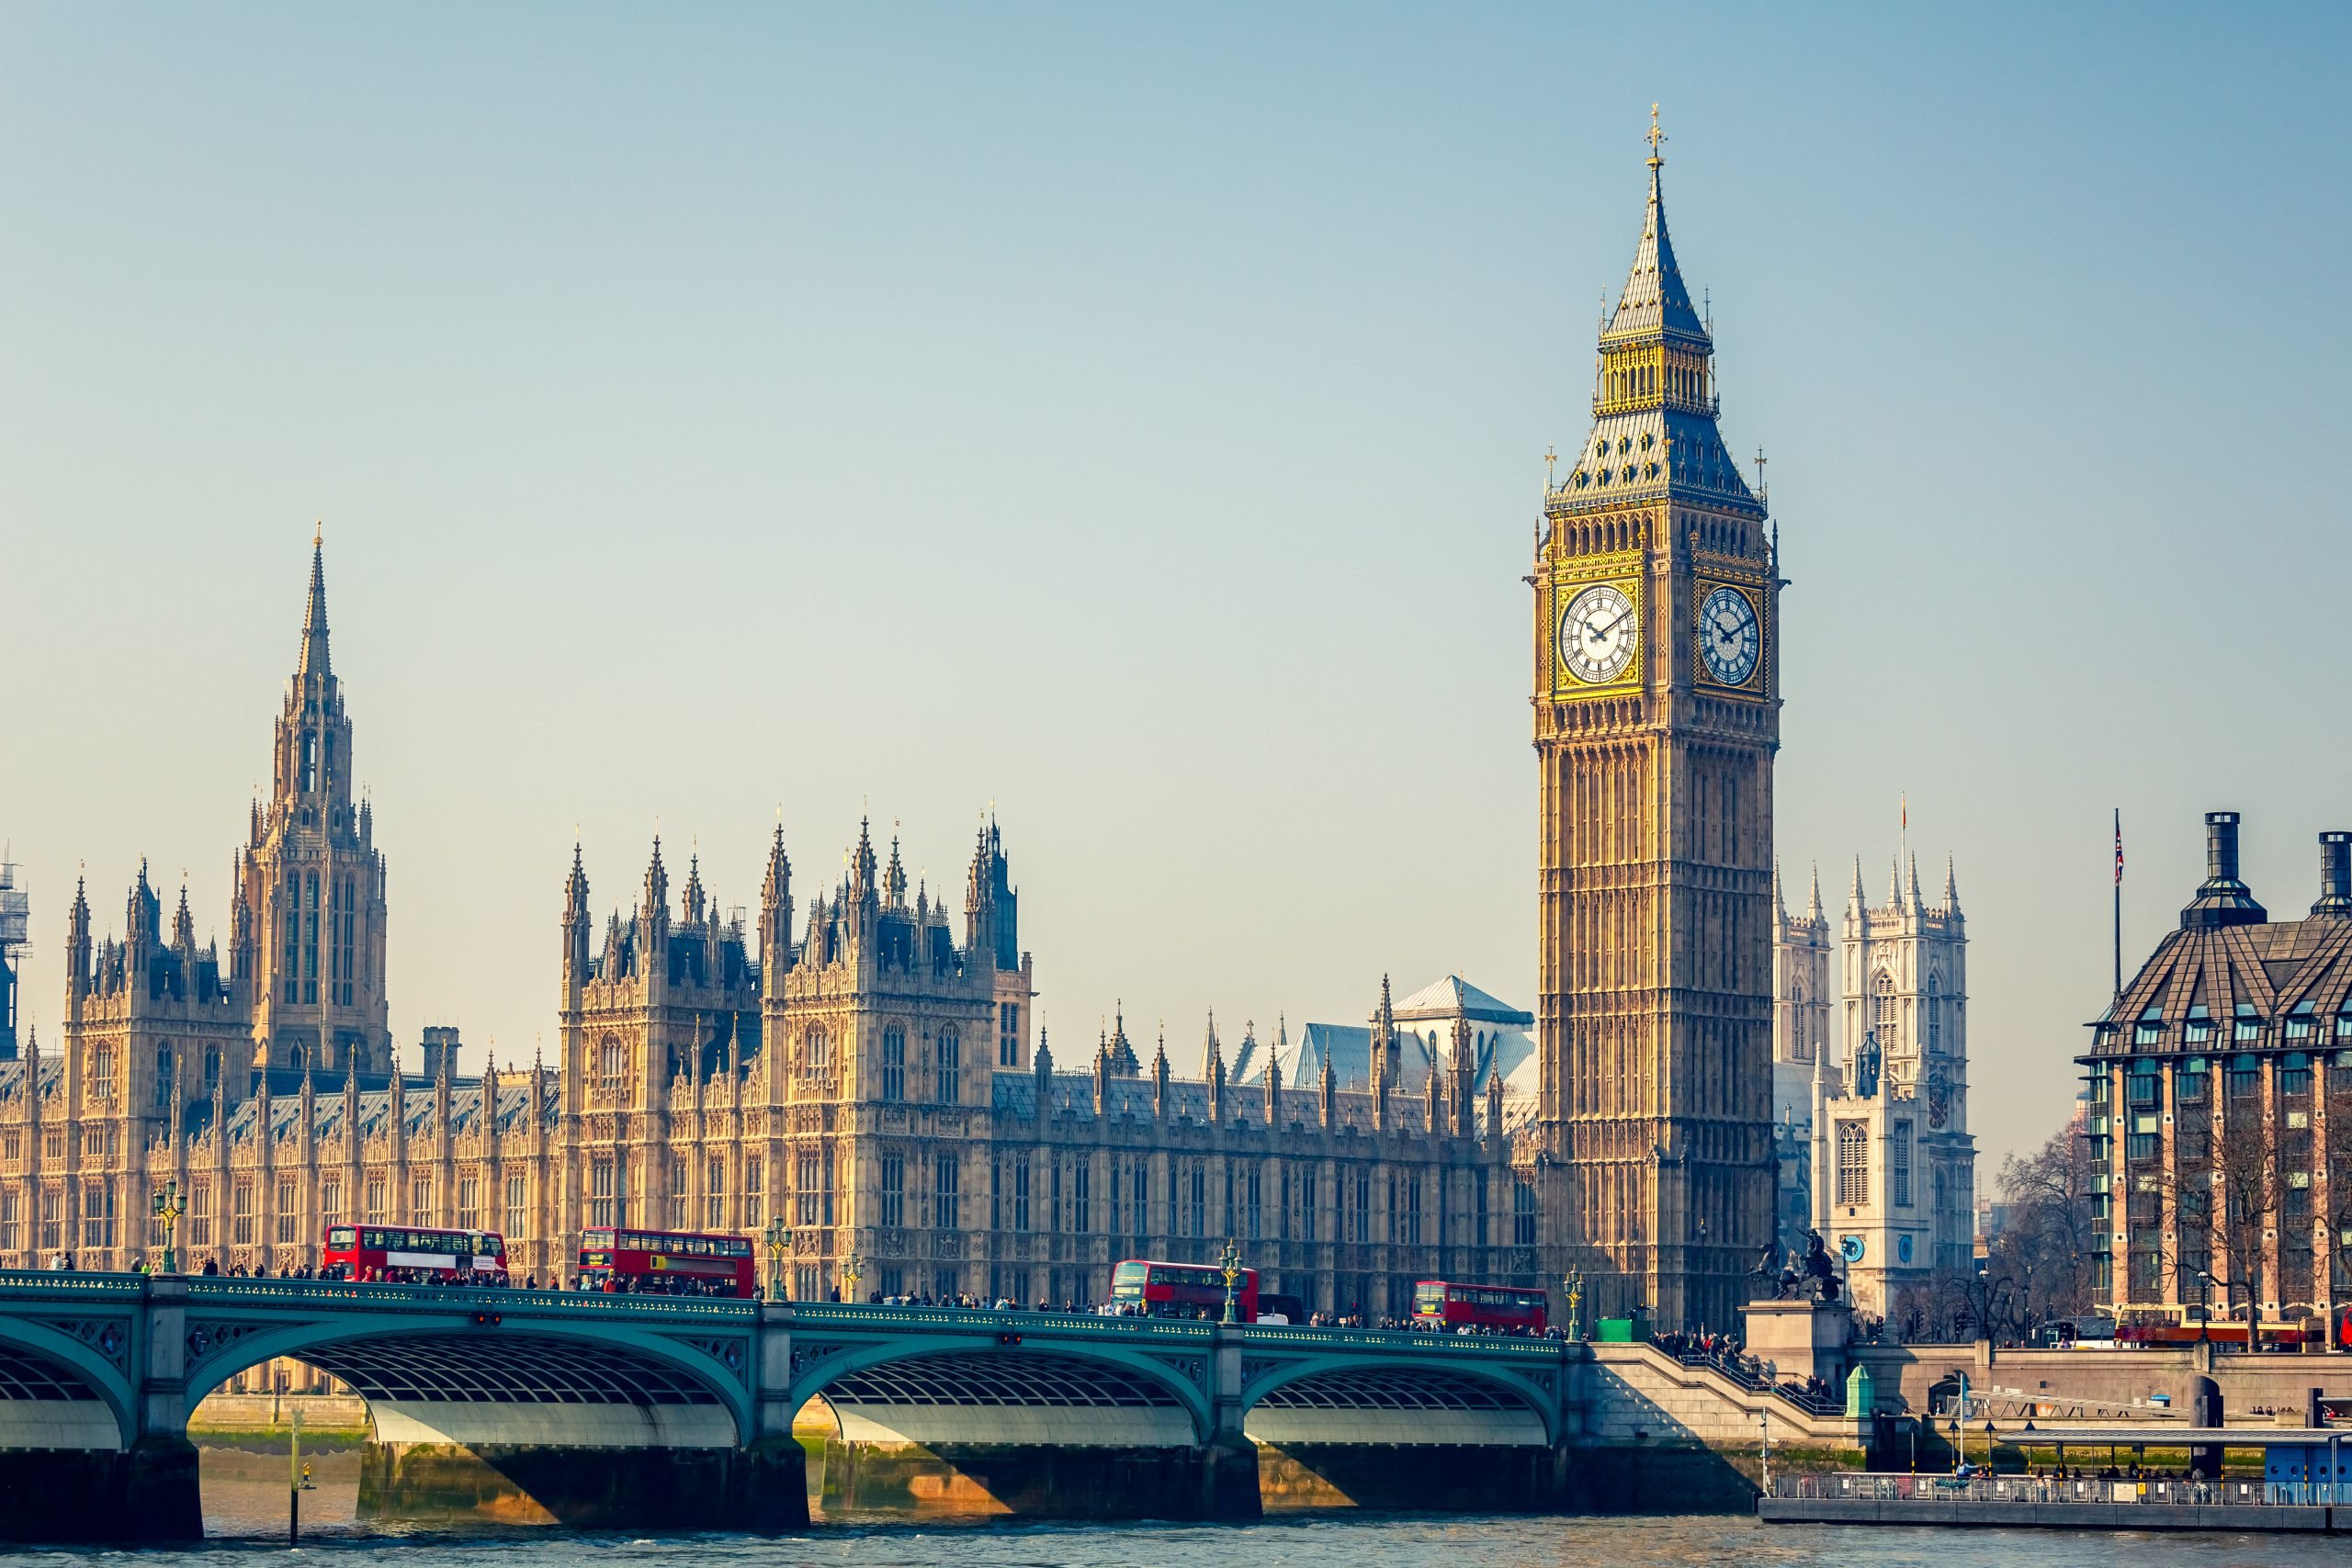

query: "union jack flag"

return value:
[2114, 810, 2124, 886]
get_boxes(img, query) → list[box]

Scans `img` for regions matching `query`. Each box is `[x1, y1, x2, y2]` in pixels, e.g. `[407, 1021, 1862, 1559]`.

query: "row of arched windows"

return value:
[1866, 970, 1951, 1054]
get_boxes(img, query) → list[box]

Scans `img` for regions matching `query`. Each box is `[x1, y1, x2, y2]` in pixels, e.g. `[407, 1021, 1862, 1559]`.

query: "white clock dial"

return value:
[1698, 584, 1760, 686]
[1559, 583, 1638, 684]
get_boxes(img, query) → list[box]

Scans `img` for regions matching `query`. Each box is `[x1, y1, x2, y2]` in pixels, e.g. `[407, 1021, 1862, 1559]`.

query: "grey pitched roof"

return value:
[1392, 975, 1533, 1026]
[0, 1057, 61, 1105]
[218, 1078, 557, 1147]
[1272, 1023, 1436, 1096]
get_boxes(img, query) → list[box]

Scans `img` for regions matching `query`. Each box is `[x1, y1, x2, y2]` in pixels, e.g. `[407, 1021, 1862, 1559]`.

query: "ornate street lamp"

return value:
[152, 1179, 185, 1276]
[842, 1249, 865, 1303]
[761, 1214, 792, 1302]
[1217, 1237, 1243, 1325]
[1564, 1269, 1586, 1341]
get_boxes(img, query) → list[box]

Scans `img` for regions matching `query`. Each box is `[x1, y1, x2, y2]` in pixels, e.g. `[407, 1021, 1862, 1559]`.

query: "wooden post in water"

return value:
[288, 1404, 301, 1546]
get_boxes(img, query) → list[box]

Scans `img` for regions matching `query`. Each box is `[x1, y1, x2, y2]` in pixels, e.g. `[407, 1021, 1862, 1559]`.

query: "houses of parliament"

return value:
[0, 129, 1962, 1329]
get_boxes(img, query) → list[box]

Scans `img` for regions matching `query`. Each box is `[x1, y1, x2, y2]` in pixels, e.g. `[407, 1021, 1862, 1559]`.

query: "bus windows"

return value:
[574, 1228, 756, 1298]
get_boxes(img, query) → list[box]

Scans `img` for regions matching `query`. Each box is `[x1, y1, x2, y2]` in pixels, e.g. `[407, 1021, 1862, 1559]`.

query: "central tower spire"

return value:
[246, 533, 390, 1084]
[299, 523, 331, 679]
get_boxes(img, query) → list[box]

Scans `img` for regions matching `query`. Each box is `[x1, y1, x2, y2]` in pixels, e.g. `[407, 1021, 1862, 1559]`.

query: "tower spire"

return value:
[1603, 106, 1706, 348]
[299, 524, 331, 679]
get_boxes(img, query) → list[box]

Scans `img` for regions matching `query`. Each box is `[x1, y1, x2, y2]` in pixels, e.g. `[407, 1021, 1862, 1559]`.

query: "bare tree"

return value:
[1992, 1119, 2098, 1326]
[2326, 1070, 2352, 1302]
[2165, 1110, 2281, 1340]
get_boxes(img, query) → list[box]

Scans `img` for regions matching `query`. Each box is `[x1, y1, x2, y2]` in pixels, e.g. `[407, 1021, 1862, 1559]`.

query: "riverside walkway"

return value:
[1764, 1427, 2351, 1533]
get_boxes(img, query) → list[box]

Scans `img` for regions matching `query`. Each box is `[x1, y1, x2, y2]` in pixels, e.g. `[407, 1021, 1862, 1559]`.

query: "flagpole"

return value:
[2112, 808, 2123, 1002]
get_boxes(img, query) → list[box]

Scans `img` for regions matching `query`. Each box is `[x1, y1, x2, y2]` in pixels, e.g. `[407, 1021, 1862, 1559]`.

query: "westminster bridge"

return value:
[0, 1271, 1860, 1540]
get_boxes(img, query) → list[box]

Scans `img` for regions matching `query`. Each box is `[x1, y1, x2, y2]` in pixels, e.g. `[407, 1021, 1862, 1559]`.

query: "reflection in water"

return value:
[171, 1446, 2352, 1568]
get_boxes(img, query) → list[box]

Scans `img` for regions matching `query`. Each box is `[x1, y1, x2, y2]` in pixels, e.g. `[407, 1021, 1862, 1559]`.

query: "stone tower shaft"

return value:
[1532, 119, 1781, 1331]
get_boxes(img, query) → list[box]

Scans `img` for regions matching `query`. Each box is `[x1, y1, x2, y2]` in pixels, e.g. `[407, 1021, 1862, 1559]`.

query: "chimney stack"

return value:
[2182, 811, 2266, 930]
[2315, 831, 2352, 916]
[2206, 811, 2242, 885]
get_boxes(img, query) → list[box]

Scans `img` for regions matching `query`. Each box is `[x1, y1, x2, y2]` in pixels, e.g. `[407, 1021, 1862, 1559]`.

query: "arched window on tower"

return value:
[595, 1035, 627, 1101]
[303, 872, 320, 1003]
[1790, 981, 1809, 1061]
[1926, 974, 1943, 1055]
[935, 1030, 960, 1105]
[282, 871, 300, 1004]
[155, 1044, 173, 1107]
[804, 1026, 828, 1069]
[300, 731, 318, 794]
[1871, 971, 1899, 1054]
[1835, 1121, 1868, 1207]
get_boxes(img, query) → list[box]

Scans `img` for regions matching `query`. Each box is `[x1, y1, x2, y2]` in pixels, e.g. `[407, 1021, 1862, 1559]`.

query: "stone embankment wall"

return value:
[189, 1392, 369, 1435]
[1855, 1343, 2352, 1418]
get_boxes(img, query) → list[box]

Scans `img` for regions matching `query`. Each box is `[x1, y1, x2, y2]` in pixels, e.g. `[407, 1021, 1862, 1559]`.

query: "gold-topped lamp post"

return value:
[1217, 1237, 1243, 1325]
[153, 1179, 185, 1276]
[842, 1249, 865, 1303]
[761, 1214, 792, 1302]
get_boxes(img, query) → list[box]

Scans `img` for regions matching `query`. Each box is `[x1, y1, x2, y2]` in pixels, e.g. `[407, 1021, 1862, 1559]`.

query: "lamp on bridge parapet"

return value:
[153, 1179, 185, 1276]
[761, 1215, 792, 1302]
[1217, 1237, 1243, 1325]
[842, 1249, 865, 1303]
[1564, 1269, 1585, 1342]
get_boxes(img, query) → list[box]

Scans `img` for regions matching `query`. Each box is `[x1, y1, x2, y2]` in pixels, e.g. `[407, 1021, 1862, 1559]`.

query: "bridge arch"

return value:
[190, 1312, 755, 1450]
[1240, 1355, 1557, 1446]
[0, 1319, 135, 1450]
[788, 1335, 1214, 1448]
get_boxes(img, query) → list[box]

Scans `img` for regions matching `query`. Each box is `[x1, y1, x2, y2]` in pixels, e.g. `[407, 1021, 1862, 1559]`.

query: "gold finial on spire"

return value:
[313, 519, 322, 548]
[1646, 104, 1665, 170]
[1544, 445, 1557, 490]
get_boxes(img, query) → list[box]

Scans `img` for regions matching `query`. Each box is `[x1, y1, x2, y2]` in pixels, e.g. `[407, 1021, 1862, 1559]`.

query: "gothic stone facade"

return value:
[0, 546, 1532, 1314]
[1770, 853, 1977, 1314]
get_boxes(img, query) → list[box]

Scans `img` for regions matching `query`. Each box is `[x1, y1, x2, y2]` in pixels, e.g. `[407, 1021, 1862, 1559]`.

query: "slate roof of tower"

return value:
[1602, 160, 1709, 345]
[1554, 147, 1762, 516]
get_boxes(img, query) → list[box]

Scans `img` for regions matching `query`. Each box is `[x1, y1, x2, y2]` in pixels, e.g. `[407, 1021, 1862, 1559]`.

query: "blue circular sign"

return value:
[1839, 1234, 1865, 1264]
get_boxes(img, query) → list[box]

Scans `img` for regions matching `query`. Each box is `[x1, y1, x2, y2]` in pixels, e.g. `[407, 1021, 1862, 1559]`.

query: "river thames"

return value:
[22, 1476, 2324, 1568]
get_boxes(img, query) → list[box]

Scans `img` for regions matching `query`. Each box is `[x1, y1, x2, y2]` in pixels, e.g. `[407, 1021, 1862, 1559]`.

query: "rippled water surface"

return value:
[0, 1477, 2333, 1568]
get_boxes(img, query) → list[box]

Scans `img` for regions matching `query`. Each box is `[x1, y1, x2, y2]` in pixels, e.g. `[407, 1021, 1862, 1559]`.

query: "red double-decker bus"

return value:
[322, 1225, 508, 1283]
[1110, 1258, 1261, 1321]
[1412, 1280, 1548, 1333]
[577, 1228, 756, 1297]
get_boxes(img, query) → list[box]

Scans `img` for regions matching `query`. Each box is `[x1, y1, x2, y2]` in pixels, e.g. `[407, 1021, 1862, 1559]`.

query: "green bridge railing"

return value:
[0, 1271, 1569, 1362]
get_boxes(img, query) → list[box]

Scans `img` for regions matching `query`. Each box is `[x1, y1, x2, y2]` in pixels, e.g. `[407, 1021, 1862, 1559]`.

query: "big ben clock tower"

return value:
[1533, 113, 1779, 1332]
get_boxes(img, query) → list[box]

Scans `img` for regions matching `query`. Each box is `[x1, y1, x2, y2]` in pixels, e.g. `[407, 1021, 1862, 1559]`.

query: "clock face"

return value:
[1559, 582, 1638, 685]
[1698, 584, 1761, 686]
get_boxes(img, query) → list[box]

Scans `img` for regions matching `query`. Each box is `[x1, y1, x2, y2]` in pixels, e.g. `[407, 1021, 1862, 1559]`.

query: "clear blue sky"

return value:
[3, 6, 2346, 1170]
